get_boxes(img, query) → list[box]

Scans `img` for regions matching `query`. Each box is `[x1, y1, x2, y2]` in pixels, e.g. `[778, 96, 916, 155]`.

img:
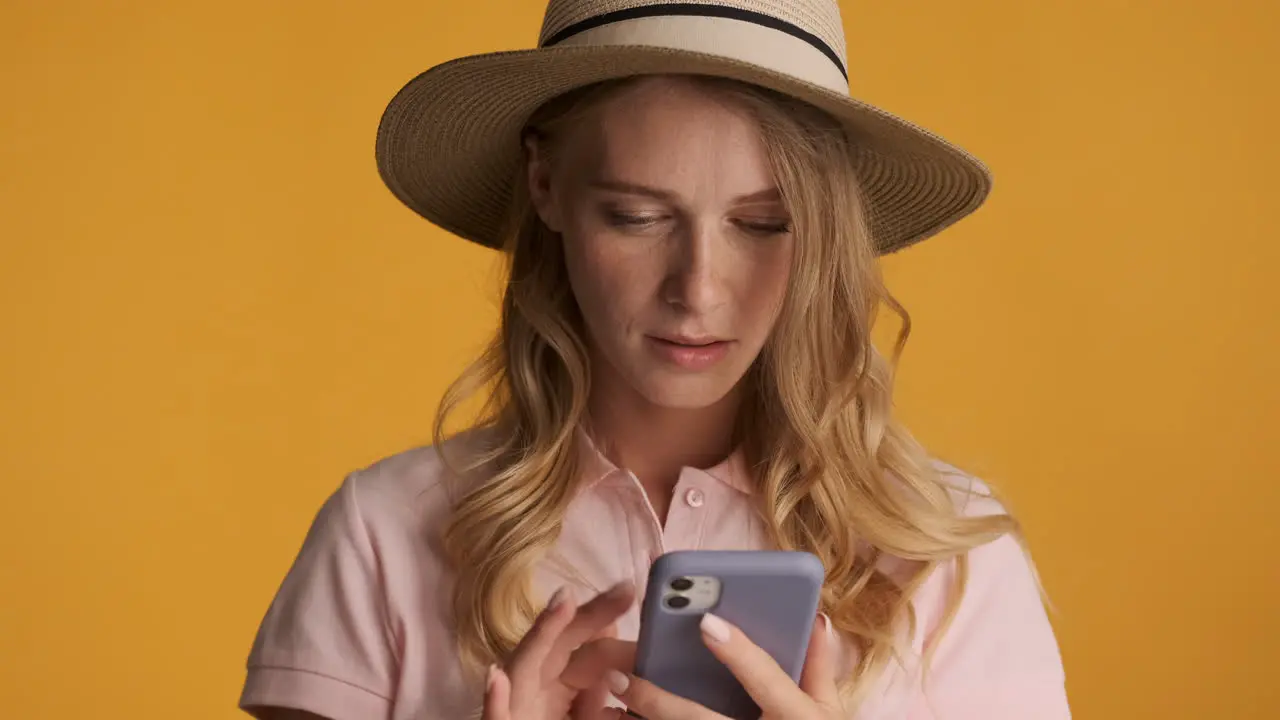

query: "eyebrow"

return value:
[588, 179, 782, 204]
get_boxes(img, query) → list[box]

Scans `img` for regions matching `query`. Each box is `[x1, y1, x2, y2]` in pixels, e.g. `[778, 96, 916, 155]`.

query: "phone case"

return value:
[632, 550, 825, 720]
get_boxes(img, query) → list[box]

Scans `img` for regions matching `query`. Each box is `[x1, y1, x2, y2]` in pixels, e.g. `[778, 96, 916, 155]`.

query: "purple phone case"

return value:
[632, 550, 825, 720]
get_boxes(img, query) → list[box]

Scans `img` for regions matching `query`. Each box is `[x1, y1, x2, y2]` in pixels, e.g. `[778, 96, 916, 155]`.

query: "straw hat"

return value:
[375, 0, 992, 255]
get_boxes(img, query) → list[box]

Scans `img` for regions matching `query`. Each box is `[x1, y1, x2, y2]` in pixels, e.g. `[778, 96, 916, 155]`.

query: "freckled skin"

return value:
[528, 77, 795, 411]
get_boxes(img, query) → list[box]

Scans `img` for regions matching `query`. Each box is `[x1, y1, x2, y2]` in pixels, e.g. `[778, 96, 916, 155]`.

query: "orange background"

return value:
[2, 1, 1276, 718]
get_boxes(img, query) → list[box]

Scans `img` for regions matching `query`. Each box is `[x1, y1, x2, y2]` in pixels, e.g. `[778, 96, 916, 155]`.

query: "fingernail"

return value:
[547, 586, 568, 611]
[606, 669, 631, 695]
[700, 613, 732, 643]
[486, 664, 499, 694]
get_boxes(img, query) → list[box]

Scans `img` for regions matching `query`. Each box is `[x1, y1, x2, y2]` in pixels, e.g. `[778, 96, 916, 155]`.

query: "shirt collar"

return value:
[575, 426, 755, 495]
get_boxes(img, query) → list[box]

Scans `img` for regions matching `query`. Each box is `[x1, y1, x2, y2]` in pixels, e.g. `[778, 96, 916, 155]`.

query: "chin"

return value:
[631, 369, 742, 410]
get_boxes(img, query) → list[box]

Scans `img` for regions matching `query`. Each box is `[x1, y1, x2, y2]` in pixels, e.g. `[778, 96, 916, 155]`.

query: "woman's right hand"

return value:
[482, 581, 637, 720]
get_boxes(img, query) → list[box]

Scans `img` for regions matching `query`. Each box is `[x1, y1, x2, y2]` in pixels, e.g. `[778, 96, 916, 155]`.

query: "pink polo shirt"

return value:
[239, 429, 1070, 719]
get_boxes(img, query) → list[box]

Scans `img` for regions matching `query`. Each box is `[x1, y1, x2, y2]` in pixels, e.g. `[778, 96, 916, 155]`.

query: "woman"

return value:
[239, 1, 1069, 718]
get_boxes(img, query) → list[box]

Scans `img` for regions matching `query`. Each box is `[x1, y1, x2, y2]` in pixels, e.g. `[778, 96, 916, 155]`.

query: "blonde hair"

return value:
[433, 74, 1019, 708]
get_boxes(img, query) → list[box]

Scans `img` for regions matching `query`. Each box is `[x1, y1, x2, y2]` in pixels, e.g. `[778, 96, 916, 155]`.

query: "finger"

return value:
[607, 672, 729, 720]
[569, 680, 615, 720]
[544, 581, 636, 676]
[697, 613, 810, 714]
[481, 664, 511, 720]
[561, 637, 638, 691]
[507, 586, 577, 683]
[557, 581, 635, 650]
[799, 613, 841, 709]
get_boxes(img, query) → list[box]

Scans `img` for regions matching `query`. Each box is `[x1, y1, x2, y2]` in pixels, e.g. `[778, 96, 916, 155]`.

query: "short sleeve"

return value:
[908, 533, 1071, 719]
[239, 473, 396, 720]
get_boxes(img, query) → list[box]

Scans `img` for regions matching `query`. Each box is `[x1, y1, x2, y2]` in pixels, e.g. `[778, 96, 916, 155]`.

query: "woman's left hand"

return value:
[601, 613, 843, 719]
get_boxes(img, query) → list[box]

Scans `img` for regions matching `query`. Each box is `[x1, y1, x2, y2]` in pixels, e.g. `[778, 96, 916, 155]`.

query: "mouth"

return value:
[645, 335, 734, 370]
[651, 335, 727, 347]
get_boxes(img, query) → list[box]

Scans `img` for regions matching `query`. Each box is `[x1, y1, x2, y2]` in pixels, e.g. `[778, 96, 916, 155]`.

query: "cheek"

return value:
[742, 241, 794, 328]
[564, 245, 609, 307]
[562, 234, 644, 330]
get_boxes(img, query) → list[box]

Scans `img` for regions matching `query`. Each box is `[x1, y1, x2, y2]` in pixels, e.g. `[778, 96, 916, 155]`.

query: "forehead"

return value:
[566, 77, 775, 191]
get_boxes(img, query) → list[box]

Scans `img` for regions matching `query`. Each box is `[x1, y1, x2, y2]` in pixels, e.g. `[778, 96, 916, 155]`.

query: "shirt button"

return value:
[685, 488, 705, 508]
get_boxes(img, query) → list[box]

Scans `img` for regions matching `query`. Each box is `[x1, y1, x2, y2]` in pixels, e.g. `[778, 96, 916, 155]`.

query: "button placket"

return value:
[663, 470, 713, 551]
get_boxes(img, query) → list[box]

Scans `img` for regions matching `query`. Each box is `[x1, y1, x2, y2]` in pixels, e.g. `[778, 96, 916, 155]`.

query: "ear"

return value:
[523, 131, 564, 233]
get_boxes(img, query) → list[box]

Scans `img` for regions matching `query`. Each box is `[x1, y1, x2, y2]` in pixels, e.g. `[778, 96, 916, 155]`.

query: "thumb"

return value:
[569, 680, 618, 720]
[799, 614, 841, 709]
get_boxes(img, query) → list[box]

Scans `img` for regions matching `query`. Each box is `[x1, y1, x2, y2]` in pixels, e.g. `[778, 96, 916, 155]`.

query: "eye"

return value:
[734, 218, 792, 236]
[605, 210, 665, 229]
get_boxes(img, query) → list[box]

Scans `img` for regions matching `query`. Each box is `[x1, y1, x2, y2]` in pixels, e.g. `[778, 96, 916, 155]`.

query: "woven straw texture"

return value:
[538, 0, 848, 63]
[375, 0, 991, 255]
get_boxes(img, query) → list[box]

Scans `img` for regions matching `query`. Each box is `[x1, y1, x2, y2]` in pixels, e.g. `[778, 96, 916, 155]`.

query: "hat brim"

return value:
[375, 44, 991, 255]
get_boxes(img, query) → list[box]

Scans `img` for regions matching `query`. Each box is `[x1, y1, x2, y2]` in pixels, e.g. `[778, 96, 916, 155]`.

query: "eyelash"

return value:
[605, 212, 791, 236]
[607, 211, 660, 228]
[738, 220, 792, 236]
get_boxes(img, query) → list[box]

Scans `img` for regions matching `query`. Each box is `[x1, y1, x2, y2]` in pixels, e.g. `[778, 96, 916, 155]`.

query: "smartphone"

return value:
[632, 550, 826, 720]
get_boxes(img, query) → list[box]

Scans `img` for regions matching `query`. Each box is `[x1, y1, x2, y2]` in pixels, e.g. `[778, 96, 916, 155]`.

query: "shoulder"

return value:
[264, 426, 500, 602]
[907, 461, 1070, 715]
[922, 459, 1035, 596]
[929, 458, 1007, 518]
[239, 427, 502, 718]
[873, 459, 1039, 625]
[872, 459, 1031, 611]
[341, 426, 499, 533]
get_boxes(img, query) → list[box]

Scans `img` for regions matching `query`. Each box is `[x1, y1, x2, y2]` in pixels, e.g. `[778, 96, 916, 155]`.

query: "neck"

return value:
[587, 373, 740, 498]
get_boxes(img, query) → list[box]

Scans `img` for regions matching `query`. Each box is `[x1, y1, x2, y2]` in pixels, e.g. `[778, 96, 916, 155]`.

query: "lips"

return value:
[646, 335, 733, 370]
[659, 336, 722, 346]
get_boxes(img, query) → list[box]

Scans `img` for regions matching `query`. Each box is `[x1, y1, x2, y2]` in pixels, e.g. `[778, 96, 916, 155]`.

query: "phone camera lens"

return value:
[666, 594, 691, 610]
[670, 577, 694, 591]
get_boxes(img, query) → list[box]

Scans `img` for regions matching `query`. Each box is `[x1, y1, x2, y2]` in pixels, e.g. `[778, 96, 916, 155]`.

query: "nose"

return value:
[661, 219, 726, 313]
